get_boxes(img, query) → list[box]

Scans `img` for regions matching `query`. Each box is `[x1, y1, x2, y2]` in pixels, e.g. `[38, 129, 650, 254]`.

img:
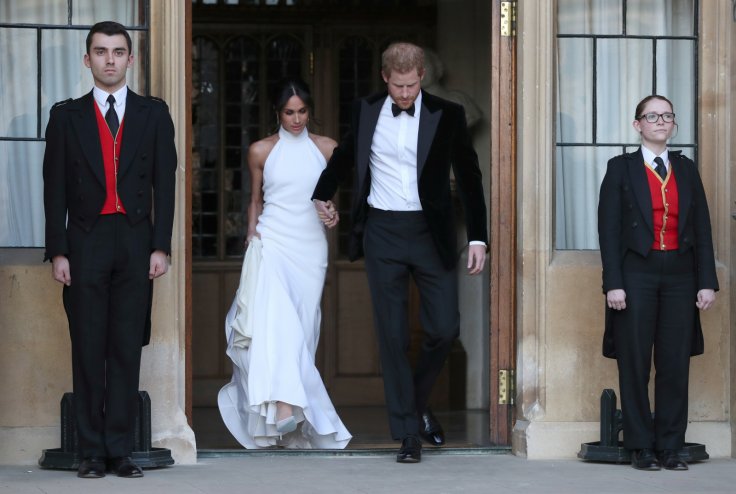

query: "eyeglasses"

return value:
[637, 112, 676, 123]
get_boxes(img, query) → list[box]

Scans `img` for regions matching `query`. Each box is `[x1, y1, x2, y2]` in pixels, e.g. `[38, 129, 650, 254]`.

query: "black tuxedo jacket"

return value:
[43, 89, 177, 261]
[597, 148, 718, 358]
[312, 90, 487, 269]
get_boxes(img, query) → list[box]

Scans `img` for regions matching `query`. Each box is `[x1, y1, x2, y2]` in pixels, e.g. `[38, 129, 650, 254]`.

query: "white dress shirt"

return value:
[367, 91, 423, 211]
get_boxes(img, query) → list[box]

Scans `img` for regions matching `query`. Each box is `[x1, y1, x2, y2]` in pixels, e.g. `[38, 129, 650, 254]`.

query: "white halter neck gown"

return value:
[218, 126, 351, 449]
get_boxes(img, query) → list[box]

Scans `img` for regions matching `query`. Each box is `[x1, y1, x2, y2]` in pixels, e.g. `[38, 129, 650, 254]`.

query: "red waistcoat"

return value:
[94, 102, 126, 214]
[646, 164, 679, 251]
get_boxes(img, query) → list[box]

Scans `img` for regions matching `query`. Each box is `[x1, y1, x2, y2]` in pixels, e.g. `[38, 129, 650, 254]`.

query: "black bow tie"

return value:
[391, 102, 415, 117]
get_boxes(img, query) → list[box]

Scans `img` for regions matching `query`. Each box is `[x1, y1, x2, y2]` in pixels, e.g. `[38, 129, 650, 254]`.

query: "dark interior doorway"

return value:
[190, 0, 497, 450]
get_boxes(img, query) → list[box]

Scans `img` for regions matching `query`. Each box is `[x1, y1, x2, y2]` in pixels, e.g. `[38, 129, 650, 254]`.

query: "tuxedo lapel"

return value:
[356, 96, 384, 190]
[118, 91, 150, 179]
[417, 93, 441, 177]
[628, 149, 654, 234]
[69, 91, 105, 187]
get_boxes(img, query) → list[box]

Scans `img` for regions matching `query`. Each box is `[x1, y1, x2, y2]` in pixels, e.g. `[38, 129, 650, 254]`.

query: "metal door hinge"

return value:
[501, 1, 517, 37]
[498, 369, 515, 405]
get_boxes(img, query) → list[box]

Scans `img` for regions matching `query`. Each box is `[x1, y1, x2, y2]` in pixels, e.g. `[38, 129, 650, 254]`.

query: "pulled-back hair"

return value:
[381, 42, 424, 76]
[86, 21, 132, 54]
[634, 94, 674, 120]
[273, 78, 313, 114]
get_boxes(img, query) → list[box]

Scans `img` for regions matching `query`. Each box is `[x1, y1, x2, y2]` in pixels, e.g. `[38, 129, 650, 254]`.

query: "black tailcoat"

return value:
[42, 89, 176, 457]
[598, 149, 718, 358]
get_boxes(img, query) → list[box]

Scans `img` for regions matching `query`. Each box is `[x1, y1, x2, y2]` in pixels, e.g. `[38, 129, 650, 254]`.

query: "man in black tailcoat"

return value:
[43, 21, 176, 479]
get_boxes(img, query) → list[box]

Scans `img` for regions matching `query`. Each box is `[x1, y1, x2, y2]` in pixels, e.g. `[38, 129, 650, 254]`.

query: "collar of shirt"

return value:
[641, 145, 669, 172]
[386, 90, 423, 118]
[92, 85, 128, 121]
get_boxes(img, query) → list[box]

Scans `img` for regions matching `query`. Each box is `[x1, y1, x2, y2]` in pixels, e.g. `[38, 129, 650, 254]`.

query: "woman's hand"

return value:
[315, 200, 340, 229]
[245, 232, 261, 246]
[696, 289, 716, 311]
[606, 289, 627, 310]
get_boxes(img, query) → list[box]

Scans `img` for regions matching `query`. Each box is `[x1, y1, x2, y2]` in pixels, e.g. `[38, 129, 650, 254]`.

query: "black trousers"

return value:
[63, 214, 151, 458]
[363, 208, 459, 440]
[613, 249, 696, 451]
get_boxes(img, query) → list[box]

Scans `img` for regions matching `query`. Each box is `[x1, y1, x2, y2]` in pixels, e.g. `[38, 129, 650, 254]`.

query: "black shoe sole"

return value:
[396, 457, 421, 463]
[419, 435, 445, 447]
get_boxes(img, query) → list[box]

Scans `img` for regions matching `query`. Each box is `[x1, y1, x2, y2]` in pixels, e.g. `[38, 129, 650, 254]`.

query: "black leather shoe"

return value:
[109, 456, 144, 478]
[418, 408, 445, 446]
[77, 457, 106, 478]
[658, 450, 689, 471]
[631, 448, 660, 471]
[396, 436, 422, 463]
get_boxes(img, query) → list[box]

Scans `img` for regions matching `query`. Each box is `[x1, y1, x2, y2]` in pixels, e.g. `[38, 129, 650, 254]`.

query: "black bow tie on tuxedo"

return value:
[391, 102, 415, 117]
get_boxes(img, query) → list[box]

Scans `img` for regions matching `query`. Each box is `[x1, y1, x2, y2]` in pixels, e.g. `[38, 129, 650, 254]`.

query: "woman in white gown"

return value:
[218, 79, 351, 449]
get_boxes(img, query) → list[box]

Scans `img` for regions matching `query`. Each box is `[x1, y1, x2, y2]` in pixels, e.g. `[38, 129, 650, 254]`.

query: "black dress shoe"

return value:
[630, 448, 660, 471]
[109, 456, 144, 478]
[77, 457, 106, 478]
[418, 408, 445, 446]
[658, 450, 689, 471]
[396, 436, 422, 463]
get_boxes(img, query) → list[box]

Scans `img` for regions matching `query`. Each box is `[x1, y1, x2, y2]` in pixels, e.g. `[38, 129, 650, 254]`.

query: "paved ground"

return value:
[3, 452, 736, 493]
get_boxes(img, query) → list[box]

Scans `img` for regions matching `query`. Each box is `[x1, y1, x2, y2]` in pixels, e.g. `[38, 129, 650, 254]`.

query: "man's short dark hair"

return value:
[86, 21, 132, 54]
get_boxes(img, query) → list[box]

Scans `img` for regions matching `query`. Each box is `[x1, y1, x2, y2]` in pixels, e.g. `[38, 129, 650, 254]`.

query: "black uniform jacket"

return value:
[43, 89, 177, 261]
[597, 149, 718, 358]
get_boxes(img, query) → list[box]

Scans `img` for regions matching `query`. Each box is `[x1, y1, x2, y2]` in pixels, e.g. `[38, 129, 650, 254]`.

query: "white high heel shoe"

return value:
[276, 416, 297, 434]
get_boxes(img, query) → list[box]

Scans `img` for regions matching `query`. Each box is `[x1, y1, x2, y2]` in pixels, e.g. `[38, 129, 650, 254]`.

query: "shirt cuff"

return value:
[469, 241, 486, 247]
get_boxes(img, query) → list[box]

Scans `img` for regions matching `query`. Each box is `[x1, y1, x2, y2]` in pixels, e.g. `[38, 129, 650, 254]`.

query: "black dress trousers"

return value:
[612, 249, 696, 451]
[63, 214, 152, 458]
[363, 208, 459, 440]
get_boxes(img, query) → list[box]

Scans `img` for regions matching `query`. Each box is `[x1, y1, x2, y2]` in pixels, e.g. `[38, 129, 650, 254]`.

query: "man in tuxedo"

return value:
[43, 21, 176, 478]
[312, 42, 487, 463]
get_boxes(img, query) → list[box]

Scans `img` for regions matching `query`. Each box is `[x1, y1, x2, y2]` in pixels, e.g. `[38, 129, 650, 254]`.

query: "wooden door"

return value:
[488, 0, 517, 445]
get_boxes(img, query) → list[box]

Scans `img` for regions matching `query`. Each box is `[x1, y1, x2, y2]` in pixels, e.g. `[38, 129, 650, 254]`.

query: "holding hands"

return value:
[314, 199, 339, 229]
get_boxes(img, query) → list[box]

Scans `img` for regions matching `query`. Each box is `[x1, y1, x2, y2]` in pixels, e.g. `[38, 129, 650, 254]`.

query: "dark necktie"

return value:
[391, 102, 415, 117]
[653, 156, 667, 180]
[106, 94, 119, 137]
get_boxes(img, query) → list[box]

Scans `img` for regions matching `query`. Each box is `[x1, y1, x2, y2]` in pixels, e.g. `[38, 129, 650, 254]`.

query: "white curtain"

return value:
[555, 0, 695, 250]
[0, 0, 142, 247]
